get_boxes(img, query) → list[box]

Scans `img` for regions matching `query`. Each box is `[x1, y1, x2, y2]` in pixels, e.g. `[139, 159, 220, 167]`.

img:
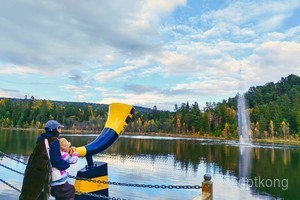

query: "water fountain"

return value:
[237, 93, 252, 178]
[237, 93, 252, 144]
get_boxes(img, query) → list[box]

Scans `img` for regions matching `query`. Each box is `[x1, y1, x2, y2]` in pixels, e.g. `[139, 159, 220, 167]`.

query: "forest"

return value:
[0, 74, 299, 140]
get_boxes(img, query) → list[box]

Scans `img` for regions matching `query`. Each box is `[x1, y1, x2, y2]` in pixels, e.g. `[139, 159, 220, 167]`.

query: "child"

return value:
[51, 138, 79, 199]
[59, 138, 79, 166]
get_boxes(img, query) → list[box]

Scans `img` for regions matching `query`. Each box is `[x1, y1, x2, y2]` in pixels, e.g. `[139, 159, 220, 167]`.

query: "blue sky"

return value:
[0, 0, 300, 111]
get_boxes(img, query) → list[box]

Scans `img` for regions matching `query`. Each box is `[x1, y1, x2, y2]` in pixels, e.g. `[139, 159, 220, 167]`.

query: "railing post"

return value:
[202, 174, 213, 200]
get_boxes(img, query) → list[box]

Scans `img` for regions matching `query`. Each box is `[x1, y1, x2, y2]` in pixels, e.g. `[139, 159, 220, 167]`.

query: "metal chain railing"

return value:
[0, 163, 24, 175]
[0, 150, 202, 199]
[0, 150, 27, 165]
[0, 178, 21, 193]
[0, 177, 126, 200]
[76, 191, 126, 200]
[1, 150, 202, 190]
[68, 175, 201, 189]
[0, 161, 126, 199]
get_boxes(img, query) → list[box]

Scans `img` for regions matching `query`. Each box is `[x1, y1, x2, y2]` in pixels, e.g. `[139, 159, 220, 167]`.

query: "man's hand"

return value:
[69, 146, 76, 155]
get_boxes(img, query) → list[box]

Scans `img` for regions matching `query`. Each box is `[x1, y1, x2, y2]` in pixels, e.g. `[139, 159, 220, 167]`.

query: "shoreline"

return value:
[1, 127, 299, 146]
[123, 132, 300, 146]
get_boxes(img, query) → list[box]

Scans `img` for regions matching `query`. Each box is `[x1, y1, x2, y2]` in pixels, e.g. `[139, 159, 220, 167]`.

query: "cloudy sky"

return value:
[0, 0, 299, 111]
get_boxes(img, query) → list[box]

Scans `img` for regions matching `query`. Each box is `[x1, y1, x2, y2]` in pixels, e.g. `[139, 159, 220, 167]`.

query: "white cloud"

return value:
[61, 84, 91, 93]
[173, 78, 238, 95]
[154, 51, 197, 75]
[0, 0, 299, 110]
[251, 41, 300, 66]
[0, 88, 23, 99]
[200, 1, 300, 31]
[0, 66, 41, 75]
[101, 54, 117, 66]
[99, 92, 173, 110]
[285, 26, 300, 41]
[93, 65, 137, 83]
[0, 0, 187, 72]
[75, 94, 92, 102]
[127, 0, 187, 31]
[256, 14, 286, 31]
[238, 41, 300, 89]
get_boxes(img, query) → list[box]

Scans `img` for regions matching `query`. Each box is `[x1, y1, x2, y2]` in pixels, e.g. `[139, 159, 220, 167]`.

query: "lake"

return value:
[0, 129, 299, 200]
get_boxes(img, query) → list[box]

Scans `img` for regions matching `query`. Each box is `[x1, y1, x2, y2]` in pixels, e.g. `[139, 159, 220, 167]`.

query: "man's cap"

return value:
[44, 120, 64, 131]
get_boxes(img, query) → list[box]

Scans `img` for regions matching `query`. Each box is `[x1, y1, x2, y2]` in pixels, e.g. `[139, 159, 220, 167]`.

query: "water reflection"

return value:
[238, 146, 252, 178]
[0, 130, 299, 199]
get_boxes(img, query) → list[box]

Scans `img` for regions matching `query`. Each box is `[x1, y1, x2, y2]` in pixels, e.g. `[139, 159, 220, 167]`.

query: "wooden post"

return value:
[202, 174, 213, 200]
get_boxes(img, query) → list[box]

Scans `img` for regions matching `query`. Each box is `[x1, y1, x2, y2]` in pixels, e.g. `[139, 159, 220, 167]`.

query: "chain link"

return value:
[0, 178, 21, 193]
[0, 163, 24, 175]
[68, 175, 201, 189]
[0, 150, 27, 165]
[76, 191, 127, 200]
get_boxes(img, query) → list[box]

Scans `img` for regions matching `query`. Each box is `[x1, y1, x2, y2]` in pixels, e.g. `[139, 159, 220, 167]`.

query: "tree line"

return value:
[0, 74, 299, 139]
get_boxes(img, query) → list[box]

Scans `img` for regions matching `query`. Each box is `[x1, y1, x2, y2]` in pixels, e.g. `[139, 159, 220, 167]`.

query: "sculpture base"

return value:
[75, 161, 108, 200]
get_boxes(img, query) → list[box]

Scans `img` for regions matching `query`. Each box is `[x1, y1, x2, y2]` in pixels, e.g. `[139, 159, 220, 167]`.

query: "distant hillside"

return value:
[245, 74, 300, 108]
[0, 97, 153, 114]
[0, 74, 299, 138]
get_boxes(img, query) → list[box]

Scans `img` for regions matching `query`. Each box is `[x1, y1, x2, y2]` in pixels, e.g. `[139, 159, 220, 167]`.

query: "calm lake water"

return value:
[0, 129, 299, 200]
